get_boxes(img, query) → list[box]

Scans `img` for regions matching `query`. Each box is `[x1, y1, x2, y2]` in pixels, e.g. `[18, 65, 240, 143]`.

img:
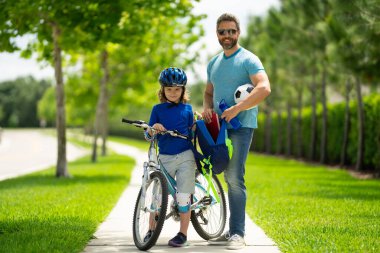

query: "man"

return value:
[202, 13, 271, 250]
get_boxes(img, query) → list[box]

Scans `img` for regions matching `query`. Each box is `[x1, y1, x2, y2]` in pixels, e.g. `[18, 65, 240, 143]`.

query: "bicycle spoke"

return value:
[191, 172, 226, 240]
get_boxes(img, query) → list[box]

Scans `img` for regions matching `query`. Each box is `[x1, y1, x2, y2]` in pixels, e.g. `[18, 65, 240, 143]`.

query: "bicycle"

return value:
[121, 118, 227, 251]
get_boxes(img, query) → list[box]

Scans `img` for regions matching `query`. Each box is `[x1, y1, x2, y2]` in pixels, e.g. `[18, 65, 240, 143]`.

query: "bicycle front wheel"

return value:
[132, 171, 168, 251]
[191, 172, 226, 240]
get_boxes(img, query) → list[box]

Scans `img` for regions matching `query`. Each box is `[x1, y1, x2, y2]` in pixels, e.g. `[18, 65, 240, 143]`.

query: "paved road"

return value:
[0, 129, 88, 181]
[83, 142, 281, 253]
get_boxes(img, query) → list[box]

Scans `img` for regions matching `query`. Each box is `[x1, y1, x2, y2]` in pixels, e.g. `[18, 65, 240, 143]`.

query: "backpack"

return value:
[192, 116, 233, 175]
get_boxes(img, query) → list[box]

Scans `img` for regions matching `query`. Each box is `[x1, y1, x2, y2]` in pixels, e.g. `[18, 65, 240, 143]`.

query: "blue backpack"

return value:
[192, 119, 233, 175]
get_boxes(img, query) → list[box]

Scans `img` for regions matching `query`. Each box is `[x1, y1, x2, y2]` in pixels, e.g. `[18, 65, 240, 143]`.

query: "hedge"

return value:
[254, 94, 380, 172]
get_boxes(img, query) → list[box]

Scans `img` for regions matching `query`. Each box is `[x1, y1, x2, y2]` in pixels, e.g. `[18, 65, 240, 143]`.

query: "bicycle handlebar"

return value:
[121, 118, 150, 129]
[121, 118, 189, 140]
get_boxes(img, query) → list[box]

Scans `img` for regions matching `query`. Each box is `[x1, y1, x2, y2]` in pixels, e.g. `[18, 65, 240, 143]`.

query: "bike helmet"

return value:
[159, 67, 187, 87]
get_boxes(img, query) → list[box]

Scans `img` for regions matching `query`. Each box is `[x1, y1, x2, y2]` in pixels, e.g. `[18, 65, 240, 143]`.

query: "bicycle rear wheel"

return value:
[132, 171, 168, 251]
[191, 172, 226, 240]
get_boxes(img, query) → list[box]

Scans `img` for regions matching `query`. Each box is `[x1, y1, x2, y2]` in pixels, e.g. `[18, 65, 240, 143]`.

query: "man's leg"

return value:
[224, 128, 254, 237]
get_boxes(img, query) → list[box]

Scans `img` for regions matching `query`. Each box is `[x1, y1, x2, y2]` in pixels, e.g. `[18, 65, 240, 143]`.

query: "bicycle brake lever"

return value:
[140, 123, 150, 130]
[172, 130, 180, 135]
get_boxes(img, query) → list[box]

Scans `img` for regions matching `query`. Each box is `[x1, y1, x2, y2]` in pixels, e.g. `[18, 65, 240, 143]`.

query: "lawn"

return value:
[0, 154, 134, 253]
[246, 154, 380, 253]
[108, 135, 150, 150]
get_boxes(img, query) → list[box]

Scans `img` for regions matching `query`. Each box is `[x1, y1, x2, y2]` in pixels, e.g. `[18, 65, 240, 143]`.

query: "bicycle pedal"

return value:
[201, 196, 212, 205]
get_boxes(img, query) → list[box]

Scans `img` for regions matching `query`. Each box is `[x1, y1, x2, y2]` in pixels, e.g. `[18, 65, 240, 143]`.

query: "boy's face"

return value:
[164, 86, 183, 103]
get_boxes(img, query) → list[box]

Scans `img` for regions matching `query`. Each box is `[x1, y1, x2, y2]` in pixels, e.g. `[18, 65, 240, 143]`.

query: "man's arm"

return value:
[243, 71, 271, 109]
[202, 82, 214, 122]
[221, 72, 271, 122]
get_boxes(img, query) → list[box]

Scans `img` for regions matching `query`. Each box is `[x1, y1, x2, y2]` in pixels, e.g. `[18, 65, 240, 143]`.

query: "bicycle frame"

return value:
[142, 132, 220, 219]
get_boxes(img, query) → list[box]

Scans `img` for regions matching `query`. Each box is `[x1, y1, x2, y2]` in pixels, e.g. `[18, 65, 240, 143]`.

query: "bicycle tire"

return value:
[191, 172, 226, 240]
[132, 171, 168, 251]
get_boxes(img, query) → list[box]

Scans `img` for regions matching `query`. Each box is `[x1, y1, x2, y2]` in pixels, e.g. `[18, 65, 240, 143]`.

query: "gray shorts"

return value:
[159, 149, 196, 194]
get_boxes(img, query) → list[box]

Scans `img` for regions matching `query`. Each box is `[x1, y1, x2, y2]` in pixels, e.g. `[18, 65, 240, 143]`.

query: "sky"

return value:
[0, 0, 280, 83]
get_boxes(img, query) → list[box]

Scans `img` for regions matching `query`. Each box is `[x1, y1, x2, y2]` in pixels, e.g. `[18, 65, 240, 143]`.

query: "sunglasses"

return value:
[217, 29, 238, 36]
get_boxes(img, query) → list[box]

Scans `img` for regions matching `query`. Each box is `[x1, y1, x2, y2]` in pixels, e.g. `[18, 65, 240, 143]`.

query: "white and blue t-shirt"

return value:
[207, 47, 265, 129]
[149, 102, 193, 155]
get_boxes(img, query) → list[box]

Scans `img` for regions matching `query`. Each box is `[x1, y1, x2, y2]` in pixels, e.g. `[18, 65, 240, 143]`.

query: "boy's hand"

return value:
[194, 111, 203, 121]
[147, 123, 166, 136]
[152, 123, 166, 133]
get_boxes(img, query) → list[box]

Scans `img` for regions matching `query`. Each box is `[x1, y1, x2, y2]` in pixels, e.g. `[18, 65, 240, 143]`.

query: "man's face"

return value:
[217, 21, 239, 50]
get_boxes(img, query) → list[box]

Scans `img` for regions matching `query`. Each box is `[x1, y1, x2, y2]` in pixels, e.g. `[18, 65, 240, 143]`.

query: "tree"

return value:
[1, 0, 204, 176]
[0, 77, 50, 127]
[63, 1, 203, 162]
[1, 1, 122, 176]
[327, 0, 380, 170]
[86, 1, 203, 161]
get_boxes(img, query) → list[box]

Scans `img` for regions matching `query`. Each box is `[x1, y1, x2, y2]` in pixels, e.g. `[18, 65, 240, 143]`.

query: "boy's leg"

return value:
[168, 194, 191, 247]
[167, 150, 195, 247]
[175, 149, 196, 236]
[179, 210, 191, 235]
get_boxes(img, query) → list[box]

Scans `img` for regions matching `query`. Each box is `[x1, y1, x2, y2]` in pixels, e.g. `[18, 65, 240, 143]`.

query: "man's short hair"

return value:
[216, 13, 240, 31]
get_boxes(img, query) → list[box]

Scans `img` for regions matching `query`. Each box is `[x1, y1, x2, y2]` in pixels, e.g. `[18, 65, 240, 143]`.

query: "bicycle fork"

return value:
[140, 162, 149, 206]
[140, 161, 162, 214]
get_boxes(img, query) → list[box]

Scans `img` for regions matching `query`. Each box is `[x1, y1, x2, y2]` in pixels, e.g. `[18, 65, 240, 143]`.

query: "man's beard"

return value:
[218, 37, 238, 50]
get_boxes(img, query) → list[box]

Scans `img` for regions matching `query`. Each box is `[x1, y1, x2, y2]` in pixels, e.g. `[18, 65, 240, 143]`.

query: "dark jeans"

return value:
[224, 127, 254, 237]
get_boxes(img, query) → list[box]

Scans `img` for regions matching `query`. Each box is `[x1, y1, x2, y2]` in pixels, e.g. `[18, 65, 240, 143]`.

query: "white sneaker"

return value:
[208, 231, 230, 245]
[226, 234, 246, 250]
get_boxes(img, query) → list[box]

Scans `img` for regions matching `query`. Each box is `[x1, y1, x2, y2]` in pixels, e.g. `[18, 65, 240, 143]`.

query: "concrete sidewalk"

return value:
[83, 142, 280, 253]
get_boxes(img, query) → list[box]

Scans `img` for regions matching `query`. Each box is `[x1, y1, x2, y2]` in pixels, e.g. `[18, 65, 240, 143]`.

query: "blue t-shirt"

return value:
[207, 47, 265, 129]
[149, 102, 193, 155]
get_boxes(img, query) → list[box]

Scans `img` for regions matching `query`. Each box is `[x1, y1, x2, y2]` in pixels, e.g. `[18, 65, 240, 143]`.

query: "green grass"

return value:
[246, 154, 380, 253]
[0, 154, 134, 253]
[108, 135, 150, 150]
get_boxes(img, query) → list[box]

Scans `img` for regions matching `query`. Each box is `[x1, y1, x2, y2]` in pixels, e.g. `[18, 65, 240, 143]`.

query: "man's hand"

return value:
[202, 108, 214, 123]
[221, 105, 240, 123]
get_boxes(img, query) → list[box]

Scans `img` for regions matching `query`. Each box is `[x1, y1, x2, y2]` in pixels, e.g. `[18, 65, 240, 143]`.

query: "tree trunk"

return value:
[52, 23, 69, 177]
[286, 101, 292, 157]
[100, 49, 109, 156]
[309, 69, 317, 161]
[320, 67, 327, 164]
[276, 109, 283, 155]
[355, 76, 364, 171]
[91, 131, 98, 162]
[340, 78, 352, 167]
[264, 108, 272, 154]
[92, 49, 109, 162]
[296, 87, 303, 158]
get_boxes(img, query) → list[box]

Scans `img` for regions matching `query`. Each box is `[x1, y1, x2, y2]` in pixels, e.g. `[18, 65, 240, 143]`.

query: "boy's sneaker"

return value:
[208, 231, 230, 245]
[143, 230, 154, 242]
[168, 232, 188, 247]
[226, 234, 246, 250]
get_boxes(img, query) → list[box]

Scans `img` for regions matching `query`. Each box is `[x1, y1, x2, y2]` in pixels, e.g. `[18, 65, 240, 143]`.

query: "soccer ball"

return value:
[234, 84, 254, 104]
